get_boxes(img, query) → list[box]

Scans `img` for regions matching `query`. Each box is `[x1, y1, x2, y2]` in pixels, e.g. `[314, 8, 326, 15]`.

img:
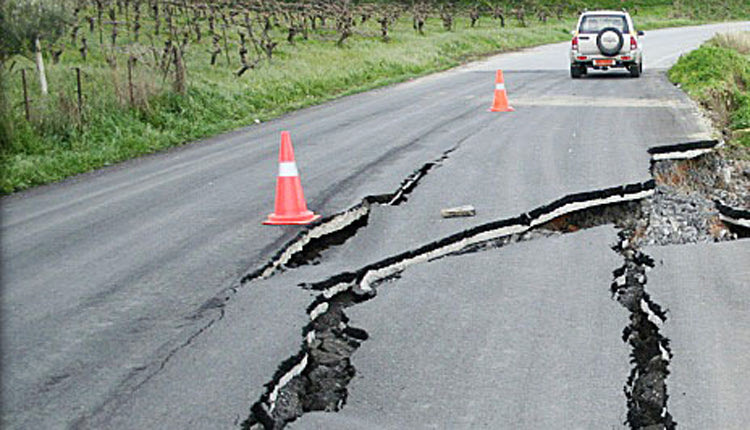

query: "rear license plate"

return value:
[594, 59, 614, 66]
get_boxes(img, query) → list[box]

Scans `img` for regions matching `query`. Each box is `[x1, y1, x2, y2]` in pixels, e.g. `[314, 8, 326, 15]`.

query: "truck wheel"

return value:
[629, 63, 641, 78]
[571, 65, 583, 79]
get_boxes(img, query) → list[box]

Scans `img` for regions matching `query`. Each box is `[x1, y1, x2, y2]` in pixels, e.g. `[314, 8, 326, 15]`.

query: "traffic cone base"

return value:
[264, 131, 320, 226]
[489, 106, 514, 112]
[263, 211, 321, 225]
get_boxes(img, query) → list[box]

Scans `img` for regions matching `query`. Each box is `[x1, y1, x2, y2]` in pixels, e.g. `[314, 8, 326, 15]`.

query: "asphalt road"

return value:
[2, 21, 749, 429]
[646, 241, 750, 430]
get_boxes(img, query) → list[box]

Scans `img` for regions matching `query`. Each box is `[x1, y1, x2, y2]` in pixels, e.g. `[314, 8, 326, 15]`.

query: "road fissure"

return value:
[239, 144, 459, 285]
[611, 230, 677, 429]
[243, 182, 659, 429]
[242, 141, 749, 429]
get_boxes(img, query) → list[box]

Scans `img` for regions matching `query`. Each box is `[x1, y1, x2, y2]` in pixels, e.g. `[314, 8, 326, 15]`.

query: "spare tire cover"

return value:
[596, 27, 624, 57]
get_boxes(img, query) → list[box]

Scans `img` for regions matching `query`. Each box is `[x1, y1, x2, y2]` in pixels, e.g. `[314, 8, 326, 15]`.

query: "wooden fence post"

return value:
[21, 69, 30, 121]
[76, 67, 83, 119]
[127, 56, 135, 105]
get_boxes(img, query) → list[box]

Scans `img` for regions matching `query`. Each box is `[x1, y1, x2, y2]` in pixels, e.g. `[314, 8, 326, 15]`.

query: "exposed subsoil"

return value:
[644, 152, 750, 245]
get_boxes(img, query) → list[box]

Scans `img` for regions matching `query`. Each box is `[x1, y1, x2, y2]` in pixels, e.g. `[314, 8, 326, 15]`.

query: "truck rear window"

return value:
[579, 15, 629, 34]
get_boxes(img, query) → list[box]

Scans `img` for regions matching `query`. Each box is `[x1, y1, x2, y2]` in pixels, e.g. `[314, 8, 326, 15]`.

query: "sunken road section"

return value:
[241, 139, 750, 429]
[242, 180, 655, 429]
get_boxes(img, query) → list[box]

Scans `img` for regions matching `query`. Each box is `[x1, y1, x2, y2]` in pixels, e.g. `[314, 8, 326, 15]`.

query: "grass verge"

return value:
[668, 31, 750, 158]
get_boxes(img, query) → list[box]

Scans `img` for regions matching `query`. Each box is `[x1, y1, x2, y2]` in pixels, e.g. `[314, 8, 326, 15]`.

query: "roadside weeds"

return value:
[668, 31, 750, 156]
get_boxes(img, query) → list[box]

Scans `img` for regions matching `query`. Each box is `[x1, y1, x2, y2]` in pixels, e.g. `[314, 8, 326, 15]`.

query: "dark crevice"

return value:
[387, 146, 458, 206]
[239, 199, 374, 284]
[715, 201, 750, 237]
[243, 290, 370, 430]
[441, 200, 645, 258]
[724, 222, 750, 238]
[647, 139, 719, 159]
[611, 231, 676, 429]
[285, 204, 373, 269]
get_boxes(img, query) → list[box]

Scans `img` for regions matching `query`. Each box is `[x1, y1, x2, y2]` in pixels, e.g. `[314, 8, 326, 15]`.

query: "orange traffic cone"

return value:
[489, 70, 514, 112]
[263, 131, 321, 225]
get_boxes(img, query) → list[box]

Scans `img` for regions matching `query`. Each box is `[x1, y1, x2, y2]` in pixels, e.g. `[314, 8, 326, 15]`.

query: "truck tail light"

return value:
[572, 36, 579, 51]
[630, 35, 638, 50]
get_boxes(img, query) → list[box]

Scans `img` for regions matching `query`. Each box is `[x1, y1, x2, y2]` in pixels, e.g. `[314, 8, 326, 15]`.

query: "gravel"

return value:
[640, 153, 749, 246]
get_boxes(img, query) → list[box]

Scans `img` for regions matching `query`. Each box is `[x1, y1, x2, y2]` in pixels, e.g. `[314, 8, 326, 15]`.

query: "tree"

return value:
[0, 0, 69, 96]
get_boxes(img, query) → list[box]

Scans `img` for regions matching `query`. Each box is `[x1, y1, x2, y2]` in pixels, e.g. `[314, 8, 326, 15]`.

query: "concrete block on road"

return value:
[440, 205, 476, 218]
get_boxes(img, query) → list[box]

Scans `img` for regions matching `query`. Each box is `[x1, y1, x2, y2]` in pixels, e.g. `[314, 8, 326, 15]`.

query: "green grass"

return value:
[668, 32, 750, 153]
[1, 3, 747, 193]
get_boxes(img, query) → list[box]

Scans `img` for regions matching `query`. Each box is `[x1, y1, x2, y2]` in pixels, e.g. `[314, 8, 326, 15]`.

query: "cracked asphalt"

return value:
[1, 21, 749, 429]
[293, 226, 631, 429]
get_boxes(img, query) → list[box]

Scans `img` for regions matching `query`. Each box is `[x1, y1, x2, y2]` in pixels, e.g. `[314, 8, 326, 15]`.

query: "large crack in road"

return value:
[240, 145, 456, 284]
[240, 139, 749, 429]
[238, 104, 494, 286]
[243, 197, 645, 429]
[84, 117, 499, 429]
[611, 232, 676, 429]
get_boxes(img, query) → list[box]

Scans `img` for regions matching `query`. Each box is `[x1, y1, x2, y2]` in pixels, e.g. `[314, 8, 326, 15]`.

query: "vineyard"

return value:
[0, 0, 747, 192]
